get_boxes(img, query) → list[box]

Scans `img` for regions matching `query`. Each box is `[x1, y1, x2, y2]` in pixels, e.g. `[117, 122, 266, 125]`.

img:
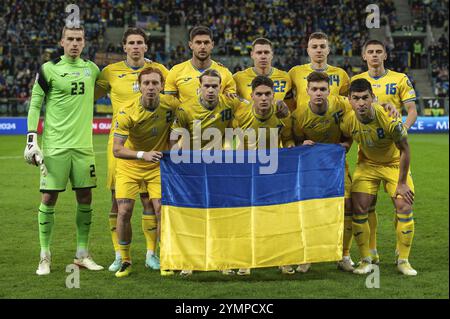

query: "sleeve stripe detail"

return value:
[401, 98, 417, 103]
[37, 66, 50, 95]
[113, 133, 128, 139]
[164, 91, 178, 94]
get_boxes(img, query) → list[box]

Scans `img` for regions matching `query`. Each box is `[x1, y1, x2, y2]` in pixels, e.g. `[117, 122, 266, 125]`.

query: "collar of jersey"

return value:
[61, 55, 81, 64]
[252, 104, 274, 122]
[369, 69, 389, 80]
[191, 59, 213, 73]
[309, 63, 328, 72]
[251, 67, 274, 77]
[308, 100, 329, 116]
[124, 60, 145, 71]
[198, 96, 217, 111]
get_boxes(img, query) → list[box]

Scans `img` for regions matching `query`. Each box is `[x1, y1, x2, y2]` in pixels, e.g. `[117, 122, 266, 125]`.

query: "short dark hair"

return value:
[309, 32, 328, 42]
[189, 26, 213, 41]
[362, 39, 386, 53]
[61, 26, 85, 39]
[138, 67, 165, 86]
[349, 79, 374, 95]
[306, 71, 329, 85]
[252, 38, 273, 49]
[251, 75, 274, 91]
[122, 27, 148, 45]
[199, 69, 221, 84]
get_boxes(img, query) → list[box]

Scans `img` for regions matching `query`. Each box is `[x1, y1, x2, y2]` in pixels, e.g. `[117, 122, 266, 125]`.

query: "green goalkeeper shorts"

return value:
[40, 148, 97, 192]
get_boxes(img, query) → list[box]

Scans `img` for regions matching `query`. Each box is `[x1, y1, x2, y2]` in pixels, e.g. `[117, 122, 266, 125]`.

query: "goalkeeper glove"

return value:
[24, 132, 48, 176]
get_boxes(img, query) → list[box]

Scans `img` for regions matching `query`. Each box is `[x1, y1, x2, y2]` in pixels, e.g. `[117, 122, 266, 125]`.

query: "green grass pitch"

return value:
[0, 134, 448, 298]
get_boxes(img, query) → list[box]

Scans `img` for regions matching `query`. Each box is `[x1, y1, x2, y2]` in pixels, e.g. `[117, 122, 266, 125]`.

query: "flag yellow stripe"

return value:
[160, 196, 344, 270]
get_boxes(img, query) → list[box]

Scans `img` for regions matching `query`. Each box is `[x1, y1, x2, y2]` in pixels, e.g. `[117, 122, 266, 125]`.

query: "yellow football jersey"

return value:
[235, 103, 294, 149]
[164, 60, 236, 103]
[171, 95, 241, 150]
[114, 94, 180, 169]
[351, 69, 416, 113]
[288, 63, 350, 108]
[96, 59, 169, 140]
[291, 95, 352, 144]
[340, 104, 408, 166]
[233, 67, 292, 101]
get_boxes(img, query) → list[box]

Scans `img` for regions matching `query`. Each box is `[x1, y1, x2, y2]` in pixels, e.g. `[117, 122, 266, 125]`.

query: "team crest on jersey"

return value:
[406, 79, 413, 88]
[132, 81, 140, 93]
[84, 68, 91, 77]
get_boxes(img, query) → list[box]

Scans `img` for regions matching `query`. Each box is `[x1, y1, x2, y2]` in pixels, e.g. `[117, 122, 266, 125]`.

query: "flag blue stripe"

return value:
[161, 144, 345, 209]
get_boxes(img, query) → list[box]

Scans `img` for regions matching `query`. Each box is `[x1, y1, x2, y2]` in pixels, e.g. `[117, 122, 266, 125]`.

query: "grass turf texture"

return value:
[0, 134, 448, 299]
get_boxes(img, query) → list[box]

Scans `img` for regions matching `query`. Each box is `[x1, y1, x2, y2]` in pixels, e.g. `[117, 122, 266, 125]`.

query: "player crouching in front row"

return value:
[341, 79, 417, 276]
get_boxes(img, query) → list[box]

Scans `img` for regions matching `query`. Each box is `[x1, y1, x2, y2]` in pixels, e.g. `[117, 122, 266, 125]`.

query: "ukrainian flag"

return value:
[160, 144, 345, 271]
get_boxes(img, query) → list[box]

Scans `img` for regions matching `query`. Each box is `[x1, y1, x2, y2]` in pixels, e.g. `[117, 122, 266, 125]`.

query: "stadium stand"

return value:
[0, 0, 448, 116]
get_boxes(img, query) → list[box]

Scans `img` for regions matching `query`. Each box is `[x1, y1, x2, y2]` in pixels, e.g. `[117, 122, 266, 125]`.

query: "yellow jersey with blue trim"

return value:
[340, 103, 408, 166]
[288, 63, 350, 108]
[164, 60, 236, 103]
[233, 67, 292, 101]
[351, 69, 416, 113]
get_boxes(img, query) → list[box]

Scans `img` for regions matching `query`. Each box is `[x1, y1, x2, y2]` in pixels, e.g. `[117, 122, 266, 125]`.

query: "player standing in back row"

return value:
[351, 39, 417, 264]
[96, 28, 169, 273]
[25, 26, 103, 275]
[164, 26, 236, 103]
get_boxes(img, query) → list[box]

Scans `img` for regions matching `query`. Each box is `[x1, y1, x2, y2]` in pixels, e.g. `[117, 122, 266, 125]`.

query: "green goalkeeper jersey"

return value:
[27, 55, 100, 149]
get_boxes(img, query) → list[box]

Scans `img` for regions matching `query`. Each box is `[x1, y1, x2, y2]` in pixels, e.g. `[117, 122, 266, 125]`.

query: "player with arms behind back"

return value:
[341, 79, 417, 276]
[95, 28, 169, 272]
[164, 26, 236, 103]
[288, 32, 350, 110]
[25, 26, 103, 275]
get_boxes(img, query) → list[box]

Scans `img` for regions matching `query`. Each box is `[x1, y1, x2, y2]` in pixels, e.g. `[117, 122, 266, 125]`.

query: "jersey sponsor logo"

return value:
[183, 77, 192, 82]
[118, 74, 127, 78]
[60, 72, 80, 77]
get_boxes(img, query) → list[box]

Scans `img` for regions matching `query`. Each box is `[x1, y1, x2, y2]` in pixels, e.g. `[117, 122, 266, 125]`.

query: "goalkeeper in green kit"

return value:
[25, 26, 103, 275]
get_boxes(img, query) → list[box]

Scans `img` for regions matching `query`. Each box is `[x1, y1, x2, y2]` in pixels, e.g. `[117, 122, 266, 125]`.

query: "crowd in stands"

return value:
[410, 0, 449, 29]
[0, 0, 448, 114]
[429, 34, 449, 98]
[0, 0, 110, 113]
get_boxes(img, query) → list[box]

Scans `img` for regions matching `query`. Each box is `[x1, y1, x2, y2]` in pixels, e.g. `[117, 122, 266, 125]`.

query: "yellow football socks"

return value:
[142, 212, 157, 253]
[352, 211, 370, 259]
[343, 212, 353, 256]
[109, 214, 120, 252]
[396, 211, 415, 260]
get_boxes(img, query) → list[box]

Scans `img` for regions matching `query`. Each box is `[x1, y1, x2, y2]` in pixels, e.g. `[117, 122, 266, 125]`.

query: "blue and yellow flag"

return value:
[160, 144, 345, 271]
